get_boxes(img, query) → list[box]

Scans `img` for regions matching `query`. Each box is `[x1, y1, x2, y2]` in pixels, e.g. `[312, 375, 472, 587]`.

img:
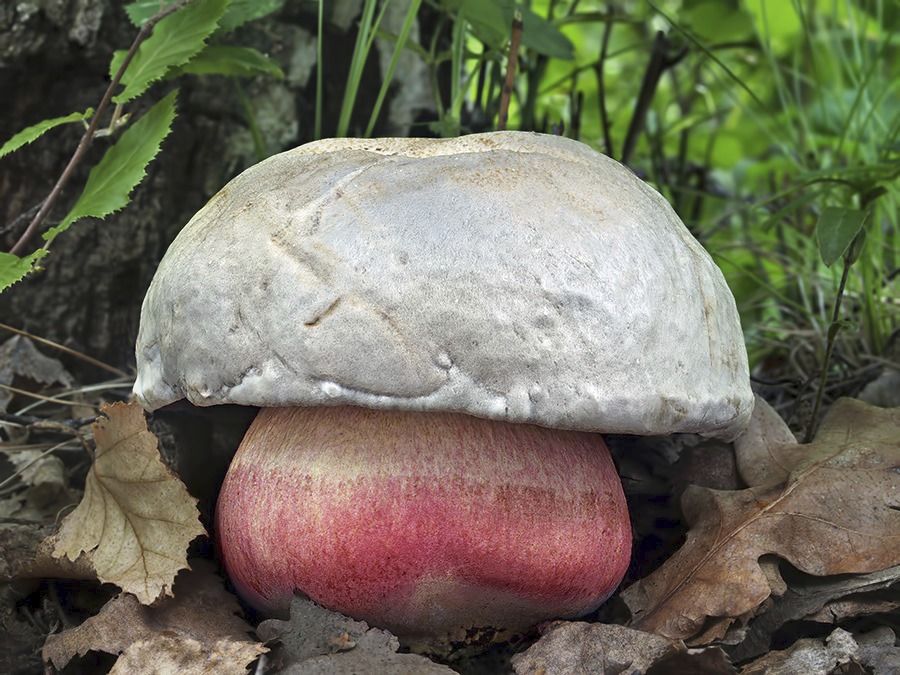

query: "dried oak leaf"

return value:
[0, 335, 73, 412]
[42, 559, 265, 674]
[49, 401, 205, 603]
[511, 622, 734, 675]
[733, 394, 798, 487]
[730, 564, 900, 662]
[257, 596, 457, 674]
[622, 398, 900, 643]
[855, 626, 900, 675]
[739, 627, 860, 675]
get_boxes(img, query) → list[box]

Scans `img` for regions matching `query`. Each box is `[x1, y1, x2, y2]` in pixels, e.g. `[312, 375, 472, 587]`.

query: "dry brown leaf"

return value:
[42, 559, 265, 674]
[734, 395, 797, 486]
[0, 335, 73, 412]
[511, 622, 734, 675]
[49, 401, 205, 603]
[855, 627, 900, 674]
[622, 398, 900, 642]
[109, 635, 260, 675]
[739, 628, 860, 675]
[257, 596, 457, 674]
[729, 564, 900, 662]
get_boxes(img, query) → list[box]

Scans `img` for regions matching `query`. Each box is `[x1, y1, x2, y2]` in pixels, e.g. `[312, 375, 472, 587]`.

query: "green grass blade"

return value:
[315, 0, 324, 139]
[336, 0, 380, 137]
[234, 81, 268, 162]
[178, 45, 284, 78]
[365, 0, 423, 137]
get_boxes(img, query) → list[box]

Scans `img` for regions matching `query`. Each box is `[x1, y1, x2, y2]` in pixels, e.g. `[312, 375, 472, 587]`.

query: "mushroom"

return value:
[134, 132, 753, 648]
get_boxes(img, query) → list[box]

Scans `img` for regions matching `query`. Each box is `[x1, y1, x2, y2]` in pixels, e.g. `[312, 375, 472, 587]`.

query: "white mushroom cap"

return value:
[134, 131, 753, 439]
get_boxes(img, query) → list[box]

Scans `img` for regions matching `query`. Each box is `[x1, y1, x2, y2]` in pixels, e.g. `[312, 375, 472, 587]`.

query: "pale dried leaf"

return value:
[856, 627, 900, 675]
[0, 335, 73, 412]
[110, 635, 261, 675]
[740, 628, 859, 675]
[42, 560, 264, 673]
[731, 565, 900, 662]
[258, 596, 456, 674]
[734, 395, 797, 486]
[50, 401, 205, 603]
[510, 622, 734, 675]
[859, 369, 900, 408]
[6, 449, 66, 490]
[623, 398, 900, 642]
[806, 593, 900, 623]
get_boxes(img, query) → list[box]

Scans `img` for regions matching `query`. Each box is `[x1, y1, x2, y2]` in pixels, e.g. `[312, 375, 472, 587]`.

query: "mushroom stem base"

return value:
[215, 406, 631, 645]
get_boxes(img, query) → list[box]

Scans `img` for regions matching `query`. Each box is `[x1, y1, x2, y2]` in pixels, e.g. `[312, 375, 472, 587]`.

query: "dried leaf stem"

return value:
[804, 252, 852, 443]
[0, 322, 129, 377]
[497, 10, 524, 131]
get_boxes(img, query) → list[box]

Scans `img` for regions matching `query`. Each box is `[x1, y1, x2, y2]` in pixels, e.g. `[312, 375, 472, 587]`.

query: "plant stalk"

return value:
[804, 252, 853, 443]
[497, 10, 524, 131]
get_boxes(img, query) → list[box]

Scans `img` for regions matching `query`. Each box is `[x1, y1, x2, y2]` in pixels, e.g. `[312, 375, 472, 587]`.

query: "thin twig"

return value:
[803, 254, 852, 443]
[0, 439, 74, 491]
[620, 30, 686, 165]
[595, 3, 615, 156]
[0, 411, 96, 431]
[48, 582, 75, 630]
[0, 322, 129, 378]
[1, 201, 43, 240]
[0, 383, 97, 409]
[9, 0, 191, 256]
[497, 10, 524, 131]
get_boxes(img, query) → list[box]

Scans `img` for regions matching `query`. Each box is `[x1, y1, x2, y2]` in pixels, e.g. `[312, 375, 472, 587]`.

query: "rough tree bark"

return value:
[0, 0, 433, 375]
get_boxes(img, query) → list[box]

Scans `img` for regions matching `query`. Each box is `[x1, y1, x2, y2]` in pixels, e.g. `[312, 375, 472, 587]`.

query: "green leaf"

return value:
[684, 1, 754, 43]
[456, 0, 574, 59]
[844, 228, 867, 266]
[178, 45, 283, 78]
[0, 109, 93, 159]
[218, 0, 284, 32]
[815, 207, 868, 267]
[126, 0, 283, 31]
[45, 90, 178, 243]
[114, 0, 228, 104]
[0, 249, 48, 293]
[520, 6, 573, 59]
[124, 0, 180, 26]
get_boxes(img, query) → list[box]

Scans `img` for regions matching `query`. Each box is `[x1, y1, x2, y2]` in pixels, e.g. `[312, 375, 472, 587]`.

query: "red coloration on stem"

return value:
[216, 406, 631, 641]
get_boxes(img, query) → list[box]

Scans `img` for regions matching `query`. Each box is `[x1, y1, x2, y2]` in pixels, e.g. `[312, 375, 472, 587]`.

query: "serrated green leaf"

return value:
[109, 49, 127, 81]
[114, 0, 228, 104]
[178, 45, 283, 78]
[0, 109, 94, 160]
[218, 0, 283, 31]
[520, 6, 573, 59]
[0, 249, 48, 293]
[45, 91, 178, 243]
[456, 0, 574, 59]
[125, 0, 180, 26]
[815, 207, 868, 267]
[127, 0, 282, 32]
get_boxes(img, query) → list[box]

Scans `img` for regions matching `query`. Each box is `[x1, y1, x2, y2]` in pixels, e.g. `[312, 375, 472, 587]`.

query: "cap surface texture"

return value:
[134, 131, 753, 438]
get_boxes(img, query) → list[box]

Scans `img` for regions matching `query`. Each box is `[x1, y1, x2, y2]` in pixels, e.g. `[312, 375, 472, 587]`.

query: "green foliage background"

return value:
[432, 0, 897, 413]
